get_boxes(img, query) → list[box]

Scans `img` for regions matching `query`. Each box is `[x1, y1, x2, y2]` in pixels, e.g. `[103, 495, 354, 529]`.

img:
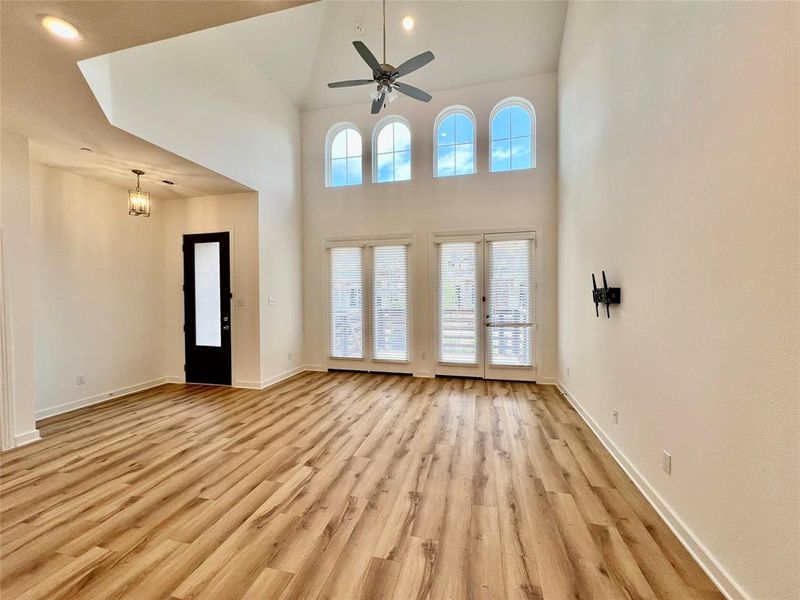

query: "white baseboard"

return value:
[537, 376, 558, 385]
[303, 364, 328, 372]
[14, 429, 41, 446]
[36, 377, 171, 421]
[555, 381, 747, 600]
[233, 379, 263, 389]
[257, 365, 306, 389]
[413, 370, 434, 378]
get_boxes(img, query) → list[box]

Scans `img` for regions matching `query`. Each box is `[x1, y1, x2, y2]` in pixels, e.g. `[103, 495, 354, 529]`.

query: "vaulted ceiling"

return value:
[1, 0, 567, 197]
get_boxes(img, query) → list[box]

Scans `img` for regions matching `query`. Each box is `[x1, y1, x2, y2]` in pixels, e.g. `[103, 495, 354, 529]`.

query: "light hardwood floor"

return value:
[0, 371, 723, 599]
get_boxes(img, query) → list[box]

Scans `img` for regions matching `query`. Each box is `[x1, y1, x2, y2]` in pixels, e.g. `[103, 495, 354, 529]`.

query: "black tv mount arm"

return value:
[592, 271, 621, 318]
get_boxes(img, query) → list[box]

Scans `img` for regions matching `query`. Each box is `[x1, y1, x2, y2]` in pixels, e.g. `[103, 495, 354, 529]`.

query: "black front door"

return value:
[183, 232, 232, 385]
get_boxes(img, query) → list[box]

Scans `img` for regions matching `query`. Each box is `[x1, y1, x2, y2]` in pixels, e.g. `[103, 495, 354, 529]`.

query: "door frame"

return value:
[181, 229, 236, 386]
[429, 227, 541, 382]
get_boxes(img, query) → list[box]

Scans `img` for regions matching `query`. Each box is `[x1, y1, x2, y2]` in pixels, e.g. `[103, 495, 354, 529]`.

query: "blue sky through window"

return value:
[329, 127, 362, 187]
[436, 112, 475, 177]
[491, 105, 532, 172]
[375, 121, 411, 183]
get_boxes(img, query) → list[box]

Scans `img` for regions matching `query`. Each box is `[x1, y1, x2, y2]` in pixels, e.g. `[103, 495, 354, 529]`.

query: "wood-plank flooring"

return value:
[0, 371, 723, 599]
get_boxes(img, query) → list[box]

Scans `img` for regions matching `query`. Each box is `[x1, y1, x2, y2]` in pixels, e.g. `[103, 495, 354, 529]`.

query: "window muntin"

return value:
[490, 99, 535, 172]
[374, 119, 411, 183]
[435, 108, 475, 177]
[327, 125, 362, 187]
[329, 247, 364, 358]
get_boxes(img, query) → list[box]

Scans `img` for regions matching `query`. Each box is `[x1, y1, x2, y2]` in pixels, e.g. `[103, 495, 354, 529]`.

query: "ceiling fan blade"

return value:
[328, 79, 375, 88]
[353, 41, 382, 74]
[393, 50, 435, 77]
[371, 92, 385, 115]
[394, 82, 432, 102]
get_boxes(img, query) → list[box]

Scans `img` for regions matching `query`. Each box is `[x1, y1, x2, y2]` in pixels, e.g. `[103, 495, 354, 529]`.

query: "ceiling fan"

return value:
[327, 0, 435, 114]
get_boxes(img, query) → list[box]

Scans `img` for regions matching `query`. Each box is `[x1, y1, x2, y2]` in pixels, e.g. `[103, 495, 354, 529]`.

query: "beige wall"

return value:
[30, 164, 166, 417]
[302, 74, 558, 379]
[161, 192, 261, 386]
[0, 130, 38, 443]
[557, 2, 800, 599]
[88, 28, 305, 386]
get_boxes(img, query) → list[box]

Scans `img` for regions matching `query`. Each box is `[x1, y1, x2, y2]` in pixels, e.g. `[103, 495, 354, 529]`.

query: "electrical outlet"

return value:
[76, 375, 85, 385]
[421, 352, 427, 360]
[566, 367, 570, 378]
[662, 450, 672, 475]
[612, 409, 619, 424]
[287, 352, 293, 361]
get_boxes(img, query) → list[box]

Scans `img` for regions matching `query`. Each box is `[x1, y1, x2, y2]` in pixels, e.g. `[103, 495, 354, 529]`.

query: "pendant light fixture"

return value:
[128, 169, 150, 217]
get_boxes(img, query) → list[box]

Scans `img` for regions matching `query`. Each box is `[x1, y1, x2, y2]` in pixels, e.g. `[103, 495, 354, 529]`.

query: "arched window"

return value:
[434, 106, 476, 177]
[373, 116, 411, 183]
[326, 123, 362, 187]
[490, 97, 535, 172]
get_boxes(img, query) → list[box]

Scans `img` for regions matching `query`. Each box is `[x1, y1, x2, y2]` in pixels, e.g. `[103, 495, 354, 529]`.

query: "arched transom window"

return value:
[373, 117, 411, 183]
[435, 107, 476, 177]
[326, 123, 362, 187]
[490, 98, 535, 172]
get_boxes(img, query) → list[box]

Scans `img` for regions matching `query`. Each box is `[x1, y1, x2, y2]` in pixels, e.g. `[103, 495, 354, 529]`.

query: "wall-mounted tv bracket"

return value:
[592, 271, 621, 318]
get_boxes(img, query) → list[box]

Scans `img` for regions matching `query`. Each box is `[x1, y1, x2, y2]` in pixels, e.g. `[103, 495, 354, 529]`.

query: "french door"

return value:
[434, 231, 536, 381]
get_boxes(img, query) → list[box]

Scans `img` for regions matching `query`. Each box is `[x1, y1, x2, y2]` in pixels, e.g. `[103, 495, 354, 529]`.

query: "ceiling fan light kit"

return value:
[328, 0, 435, 114]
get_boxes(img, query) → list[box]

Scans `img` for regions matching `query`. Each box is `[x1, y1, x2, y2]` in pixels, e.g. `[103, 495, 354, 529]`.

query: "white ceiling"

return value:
[298, 1, 568, 110]
[0, 0, 309, 198]
[2, 0, 567, 197]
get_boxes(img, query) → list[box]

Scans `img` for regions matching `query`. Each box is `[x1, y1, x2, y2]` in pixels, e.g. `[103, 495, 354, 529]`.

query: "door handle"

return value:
[223, 325, 230, 331]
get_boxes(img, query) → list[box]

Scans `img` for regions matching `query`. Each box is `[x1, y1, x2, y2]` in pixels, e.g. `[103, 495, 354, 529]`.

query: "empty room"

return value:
[0, 1, 797, 599]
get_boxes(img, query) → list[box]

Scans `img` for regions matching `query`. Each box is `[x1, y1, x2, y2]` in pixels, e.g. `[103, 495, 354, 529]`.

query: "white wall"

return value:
[558, 3, 799, 599]
[161, 192, 261, 387]
[29, 164, 166, 417]
[0, 130, 38, 443]
[302, 74, 558, 379]
[80, 24, 304, 386]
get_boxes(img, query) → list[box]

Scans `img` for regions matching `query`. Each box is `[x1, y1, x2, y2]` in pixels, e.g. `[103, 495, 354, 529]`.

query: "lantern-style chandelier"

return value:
[128, 169, 150, 217]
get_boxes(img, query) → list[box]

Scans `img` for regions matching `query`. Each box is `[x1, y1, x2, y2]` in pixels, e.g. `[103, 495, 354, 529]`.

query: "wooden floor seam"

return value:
[0, 370, 723, 599]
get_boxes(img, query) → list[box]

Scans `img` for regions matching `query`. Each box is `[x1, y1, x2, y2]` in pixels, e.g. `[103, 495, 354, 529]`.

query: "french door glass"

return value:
[329, 247, 364, 359]
[372, 245, 409, 361]
[436, 232, 535, 381]
[438, 242, 479, 365]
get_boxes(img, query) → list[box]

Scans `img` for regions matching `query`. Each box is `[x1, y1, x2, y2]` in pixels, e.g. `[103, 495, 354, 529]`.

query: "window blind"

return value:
[372, 245, 409, 361]
[438, 242, 478, 364]
[487, 239, 532, 366]
[330, 247, 364, 359]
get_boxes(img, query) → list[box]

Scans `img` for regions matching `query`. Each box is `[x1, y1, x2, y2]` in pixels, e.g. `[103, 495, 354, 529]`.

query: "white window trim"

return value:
[371, 115, 412, 184]
[324, 234, 415, 371]
[433, 105, 477, 178]
[489, 96, 536, 172]
[325, 122, 363, 188]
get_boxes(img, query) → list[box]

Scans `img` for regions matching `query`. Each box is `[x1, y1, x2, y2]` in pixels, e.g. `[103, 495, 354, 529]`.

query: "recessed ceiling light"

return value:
[41, 16, 81, 40]
[402, 16, 414, 31]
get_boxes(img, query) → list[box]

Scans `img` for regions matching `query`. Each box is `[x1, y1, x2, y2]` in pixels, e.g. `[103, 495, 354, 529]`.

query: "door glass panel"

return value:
[330, 247, 364, 359]
[194, 242, 221, 347]
[439, 242, 478, 364]
[487, 239, 532, 366]
[372, 245, 409, 361]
